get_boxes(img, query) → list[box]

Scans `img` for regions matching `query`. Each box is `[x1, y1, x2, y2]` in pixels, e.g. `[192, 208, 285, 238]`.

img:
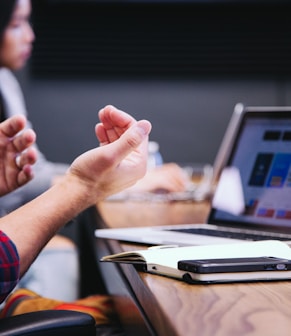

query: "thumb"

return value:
[124, 119, 152, 147]
[109, 120, 152, 160]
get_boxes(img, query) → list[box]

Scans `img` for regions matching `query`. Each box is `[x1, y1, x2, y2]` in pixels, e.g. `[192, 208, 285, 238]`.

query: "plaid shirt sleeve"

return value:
[0, 231, 20, 304]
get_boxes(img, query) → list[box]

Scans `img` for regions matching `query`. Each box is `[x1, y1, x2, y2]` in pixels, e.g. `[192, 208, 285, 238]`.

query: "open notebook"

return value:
[100, 240, 291, 283]
[96, 103, 291, 247]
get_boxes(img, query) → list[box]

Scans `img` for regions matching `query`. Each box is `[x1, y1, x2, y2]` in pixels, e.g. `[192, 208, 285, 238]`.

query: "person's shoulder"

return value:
[0, 68, 19, 88]
[0, 68, 15, 79]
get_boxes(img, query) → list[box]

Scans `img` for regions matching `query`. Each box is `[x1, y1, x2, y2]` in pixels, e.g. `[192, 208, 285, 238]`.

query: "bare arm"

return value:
[0, 105, 151, 276]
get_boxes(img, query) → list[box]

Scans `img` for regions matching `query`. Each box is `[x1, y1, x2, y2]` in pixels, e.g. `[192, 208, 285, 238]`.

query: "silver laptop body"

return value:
[96, 104, 291, 246]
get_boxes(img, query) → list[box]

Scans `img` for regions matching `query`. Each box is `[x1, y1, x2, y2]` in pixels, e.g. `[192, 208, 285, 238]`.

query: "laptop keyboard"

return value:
[169, 227, 291, 241]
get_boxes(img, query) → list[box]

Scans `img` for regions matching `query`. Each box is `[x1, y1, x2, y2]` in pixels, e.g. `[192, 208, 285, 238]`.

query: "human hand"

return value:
[128, 162, 189, 193]
[0, 115, 37, 196]
[68, 105, 152, 203]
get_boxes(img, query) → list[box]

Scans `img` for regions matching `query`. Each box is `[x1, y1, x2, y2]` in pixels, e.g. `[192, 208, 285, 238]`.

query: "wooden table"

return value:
[96, 199, 291, 336]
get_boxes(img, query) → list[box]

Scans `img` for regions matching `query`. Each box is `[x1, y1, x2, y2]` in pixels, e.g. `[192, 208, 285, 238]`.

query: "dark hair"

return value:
[0, 0, 17, 40]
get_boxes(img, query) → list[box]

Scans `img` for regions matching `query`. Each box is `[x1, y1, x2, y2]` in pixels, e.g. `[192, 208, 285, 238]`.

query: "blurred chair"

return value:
[0, 310, 95, 336]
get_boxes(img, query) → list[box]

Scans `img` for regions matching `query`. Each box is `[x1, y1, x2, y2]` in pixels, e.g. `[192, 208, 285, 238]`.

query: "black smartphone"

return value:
[177, 257, 291, 274]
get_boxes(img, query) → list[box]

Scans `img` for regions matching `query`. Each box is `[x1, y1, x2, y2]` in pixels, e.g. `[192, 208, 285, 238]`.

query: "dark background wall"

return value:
[16, 0, 291, 168]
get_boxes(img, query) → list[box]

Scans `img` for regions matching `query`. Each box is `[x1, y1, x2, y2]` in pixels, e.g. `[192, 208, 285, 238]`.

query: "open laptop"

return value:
[95, 103, 291, 246]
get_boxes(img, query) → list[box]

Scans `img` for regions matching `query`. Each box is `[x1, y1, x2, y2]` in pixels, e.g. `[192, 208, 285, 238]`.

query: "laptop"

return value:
[95, 103, 291, 246]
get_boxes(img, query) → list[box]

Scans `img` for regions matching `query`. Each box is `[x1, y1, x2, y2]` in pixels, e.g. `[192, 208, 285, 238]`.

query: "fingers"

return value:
[96, 105, 137, 145]
[13, 147, 37, 189]
[17, 164, 34, 186]
[12, 128, 36, 153]
[0, 115, 37, 196]
[0, 115, 26, 138]
[95, 105, 152, 182]
[106, 119, 152, 165]
[98, 105, 136, 128]
[95, 123, 108, 146]
[16, 147, 37, 169]
[69, 108, 152, 202]
[0, 115, 36, 153]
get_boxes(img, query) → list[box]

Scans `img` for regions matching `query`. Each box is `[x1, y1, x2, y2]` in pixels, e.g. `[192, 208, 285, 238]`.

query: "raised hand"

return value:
[0, 115, 37, 196]
[69, 105, 152, 201]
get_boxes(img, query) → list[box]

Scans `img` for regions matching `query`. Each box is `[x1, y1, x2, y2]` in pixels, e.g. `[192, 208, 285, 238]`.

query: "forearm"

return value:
[0, 107, 151, 278]
[0, 176, 94, 276]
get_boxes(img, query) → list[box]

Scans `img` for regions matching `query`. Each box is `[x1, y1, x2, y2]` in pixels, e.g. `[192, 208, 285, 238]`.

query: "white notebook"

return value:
[101, 240, 291, 284]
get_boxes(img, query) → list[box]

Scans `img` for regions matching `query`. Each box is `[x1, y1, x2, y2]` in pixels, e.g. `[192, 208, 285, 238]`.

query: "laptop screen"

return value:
[209, 108, 291, 234]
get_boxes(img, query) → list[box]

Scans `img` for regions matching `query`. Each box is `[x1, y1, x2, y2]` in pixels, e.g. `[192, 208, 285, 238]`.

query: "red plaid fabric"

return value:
[0, 231, 20, 303]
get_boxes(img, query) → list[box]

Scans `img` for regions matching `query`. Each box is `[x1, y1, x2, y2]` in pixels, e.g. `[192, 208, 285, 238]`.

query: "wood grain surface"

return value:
[97, 199, 291, 336]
